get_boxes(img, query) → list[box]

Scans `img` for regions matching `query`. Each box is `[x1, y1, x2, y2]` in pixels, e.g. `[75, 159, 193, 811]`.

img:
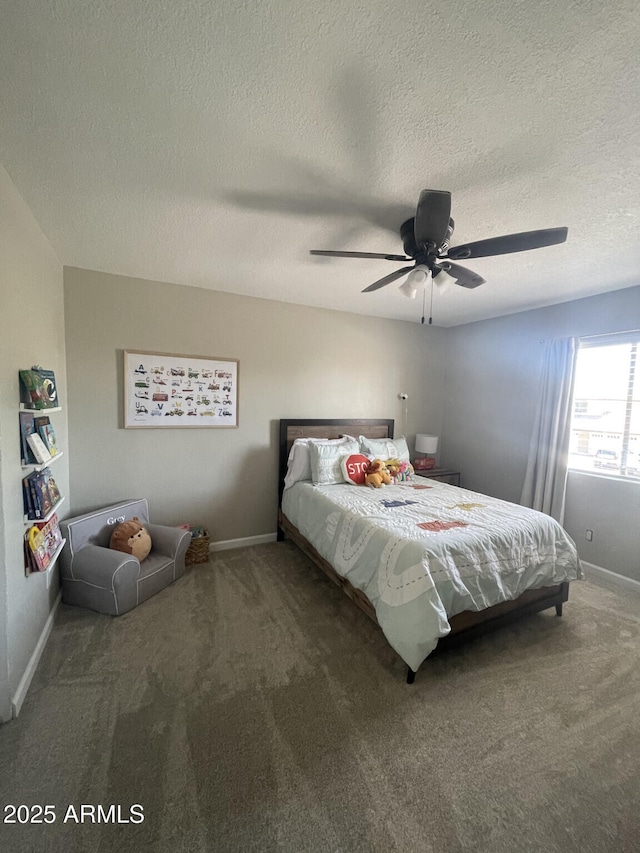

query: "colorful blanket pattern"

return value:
[417, 519, 468, 532]
[379, 496, 483, 531]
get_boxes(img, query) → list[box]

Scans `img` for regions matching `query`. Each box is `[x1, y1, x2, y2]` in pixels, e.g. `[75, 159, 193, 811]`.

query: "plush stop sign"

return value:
[341, 454, 370, 485]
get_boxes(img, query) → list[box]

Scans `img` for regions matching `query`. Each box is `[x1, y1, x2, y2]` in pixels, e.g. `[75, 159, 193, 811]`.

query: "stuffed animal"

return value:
[109, 517, 152, 561]
[398, 460, 414, 481]
[385, 458, 414, 483]
[365, 459, 392, 488]
[385, 457, 401, 479]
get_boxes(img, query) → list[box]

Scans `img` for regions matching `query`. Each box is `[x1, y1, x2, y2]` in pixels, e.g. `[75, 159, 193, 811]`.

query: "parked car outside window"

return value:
[594, 449, 619, 469]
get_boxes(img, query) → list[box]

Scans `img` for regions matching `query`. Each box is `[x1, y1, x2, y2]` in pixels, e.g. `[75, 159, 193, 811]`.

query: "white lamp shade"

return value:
[406, 265, 429, 286]
[433, 269, 457, 294]
[399, 279, 418, 299]
[415, 434, 438, 454]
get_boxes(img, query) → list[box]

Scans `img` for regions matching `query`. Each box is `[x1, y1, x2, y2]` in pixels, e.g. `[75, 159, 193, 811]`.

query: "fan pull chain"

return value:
[429, 276, 433, 324]
[421, 277, 433, 325]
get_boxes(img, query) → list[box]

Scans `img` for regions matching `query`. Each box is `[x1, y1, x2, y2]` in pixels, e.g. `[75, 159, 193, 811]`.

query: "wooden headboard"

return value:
[278, 418, 394, 504]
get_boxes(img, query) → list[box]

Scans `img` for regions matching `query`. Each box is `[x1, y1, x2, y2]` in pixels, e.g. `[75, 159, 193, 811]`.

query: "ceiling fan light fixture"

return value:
[400, 265, 430, 298]
[432, 268, 457, 293]
[399, 279, 418, 299]
[408, 265, 430, 284]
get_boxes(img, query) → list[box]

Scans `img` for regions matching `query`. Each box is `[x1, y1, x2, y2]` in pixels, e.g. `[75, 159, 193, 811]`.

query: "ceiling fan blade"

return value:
[414, 189, 451, 249]
[362, 266, 415, 293]
[310, 250, 410, 261]
[447, 227, 568, 260]
[438, 261, 486, 289]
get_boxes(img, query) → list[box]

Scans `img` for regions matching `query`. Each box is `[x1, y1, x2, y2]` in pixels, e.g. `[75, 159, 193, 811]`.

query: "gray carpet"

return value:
[1, 542, 639, 853]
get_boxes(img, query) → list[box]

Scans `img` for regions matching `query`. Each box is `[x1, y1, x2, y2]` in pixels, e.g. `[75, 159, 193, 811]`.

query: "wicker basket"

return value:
[184, 527, 210, 566]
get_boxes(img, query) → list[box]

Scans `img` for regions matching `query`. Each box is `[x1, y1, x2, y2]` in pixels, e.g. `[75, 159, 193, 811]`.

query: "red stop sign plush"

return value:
[341, 454, 370, 485]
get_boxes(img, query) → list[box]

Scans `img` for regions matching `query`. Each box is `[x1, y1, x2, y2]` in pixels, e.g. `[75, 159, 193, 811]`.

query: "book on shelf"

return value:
[23, 467, 61, 520]
[36, 368, 58, 407]
[18, 367, 58, 409]
[25, 513, 63, 572]
[44, 469, 61, 504]
[26, 525, 49, 572]
[19, 369, 51, 409]
[19, 410, 37, 465]
[22, 474, 35, 518]
[33, 414, 50, 429]
[23, 472, 42, 519]
[38, 422, 58, 456]
[26, 432, 52, 464]
[33, 471, 53, 517]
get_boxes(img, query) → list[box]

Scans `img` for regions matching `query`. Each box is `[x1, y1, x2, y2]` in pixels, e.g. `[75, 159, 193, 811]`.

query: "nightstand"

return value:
[414, 467, 461, 486]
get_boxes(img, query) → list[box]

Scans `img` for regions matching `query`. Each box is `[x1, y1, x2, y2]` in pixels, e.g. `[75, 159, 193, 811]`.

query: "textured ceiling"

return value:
[1, 0, 639, 326]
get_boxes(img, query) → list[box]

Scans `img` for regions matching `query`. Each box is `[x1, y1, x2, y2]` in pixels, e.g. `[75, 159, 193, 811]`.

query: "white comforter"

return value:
[281, 480, 583, 670]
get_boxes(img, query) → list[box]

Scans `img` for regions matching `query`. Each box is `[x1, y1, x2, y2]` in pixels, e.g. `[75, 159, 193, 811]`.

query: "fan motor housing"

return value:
[400, 218, 418, 257]
[401, 217, 454, 260]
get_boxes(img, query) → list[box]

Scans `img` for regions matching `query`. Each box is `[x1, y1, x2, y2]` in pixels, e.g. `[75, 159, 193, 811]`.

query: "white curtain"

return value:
[520, 337, 578, 524]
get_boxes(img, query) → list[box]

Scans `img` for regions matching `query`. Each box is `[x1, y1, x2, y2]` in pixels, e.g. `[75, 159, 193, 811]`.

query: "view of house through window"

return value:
[568, 336, 639, 479]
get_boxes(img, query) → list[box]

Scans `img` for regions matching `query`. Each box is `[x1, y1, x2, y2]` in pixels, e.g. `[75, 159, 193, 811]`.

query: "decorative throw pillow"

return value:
[358, 435, 410, 462]
[284, 436, 359, 489]
[309, 439, 359, 485]
[340, 453, 371, 485]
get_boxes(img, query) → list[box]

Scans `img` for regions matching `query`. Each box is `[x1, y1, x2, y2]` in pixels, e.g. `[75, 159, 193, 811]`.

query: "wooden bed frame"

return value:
[277, 418, 569, 683]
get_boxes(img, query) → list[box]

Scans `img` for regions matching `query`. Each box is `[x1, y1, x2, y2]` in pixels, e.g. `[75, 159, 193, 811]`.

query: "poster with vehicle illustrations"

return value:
[124, 350, 239, 428]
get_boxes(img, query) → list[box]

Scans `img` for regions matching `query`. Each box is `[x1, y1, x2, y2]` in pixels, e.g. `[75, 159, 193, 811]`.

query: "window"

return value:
[568, 334, 639, 479]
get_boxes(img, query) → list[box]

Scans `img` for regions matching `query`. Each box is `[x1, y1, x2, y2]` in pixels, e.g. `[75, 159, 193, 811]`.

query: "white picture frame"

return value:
[124, 350, 239, 428]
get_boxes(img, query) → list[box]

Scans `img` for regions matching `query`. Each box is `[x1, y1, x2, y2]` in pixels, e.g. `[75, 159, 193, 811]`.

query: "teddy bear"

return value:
[365, 459, 392, 488]
[109, 517, 152, 561]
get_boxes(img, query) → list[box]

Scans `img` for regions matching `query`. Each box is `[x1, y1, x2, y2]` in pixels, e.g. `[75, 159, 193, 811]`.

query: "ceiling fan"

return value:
[310, 189, 568, 297]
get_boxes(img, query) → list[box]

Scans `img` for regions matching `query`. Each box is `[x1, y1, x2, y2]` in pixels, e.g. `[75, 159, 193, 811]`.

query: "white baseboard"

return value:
[581, 560, 640, 593]
[210, 532, 277, 553]
[12, 591, 62, 718]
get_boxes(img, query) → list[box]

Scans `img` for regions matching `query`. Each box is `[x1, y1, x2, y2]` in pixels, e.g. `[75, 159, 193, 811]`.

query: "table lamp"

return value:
[414, 434, 438, 470]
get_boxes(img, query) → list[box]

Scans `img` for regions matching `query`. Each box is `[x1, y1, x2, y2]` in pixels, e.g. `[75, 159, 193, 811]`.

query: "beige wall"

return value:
[64, 268, 446, 540]
[0, 164, 69, 720]
[442, 286, 640, 581]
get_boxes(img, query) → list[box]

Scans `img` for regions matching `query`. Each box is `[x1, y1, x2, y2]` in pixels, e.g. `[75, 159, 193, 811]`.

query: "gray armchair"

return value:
[59, 499, 191, 615]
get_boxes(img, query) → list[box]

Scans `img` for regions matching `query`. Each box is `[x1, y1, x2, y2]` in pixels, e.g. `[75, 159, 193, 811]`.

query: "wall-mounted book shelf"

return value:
[45, 538, 66, 587]
[19, 404, 62, 414]
[19, 368, 65, 578]
[21, 451, 64, 472]
[24, 496, 65, 527]
[27, 538, 67, 585]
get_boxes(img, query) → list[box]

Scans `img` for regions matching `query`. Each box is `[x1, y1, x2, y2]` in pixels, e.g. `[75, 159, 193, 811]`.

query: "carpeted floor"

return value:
[1, 542, 639, 853]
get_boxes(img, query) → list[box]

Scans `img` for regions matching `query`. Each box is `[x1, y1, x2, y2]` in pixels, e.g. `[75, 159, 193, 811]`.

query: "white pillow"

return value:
[283, 436, 357, 489]
[283, 441, 312, 489]
[358, 435, 410, 462]
[309, 439, 359, 485]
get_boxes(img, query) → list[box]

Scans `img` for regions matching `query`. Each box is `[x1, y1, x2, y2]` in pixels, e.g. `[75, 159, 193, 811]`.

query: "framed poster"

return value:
[124, 350, 239, 428]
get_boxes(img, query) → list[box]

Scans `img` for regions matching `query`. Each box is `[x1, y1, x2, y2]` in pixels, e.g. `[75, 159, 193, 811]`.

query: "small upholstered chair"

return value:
[59, 499, 190, 616]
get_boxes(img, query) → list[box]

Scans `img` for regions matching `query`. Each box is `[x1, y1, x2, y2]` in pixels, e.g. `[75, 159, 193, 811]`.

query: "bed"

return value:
[277, 418, 583, 682]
